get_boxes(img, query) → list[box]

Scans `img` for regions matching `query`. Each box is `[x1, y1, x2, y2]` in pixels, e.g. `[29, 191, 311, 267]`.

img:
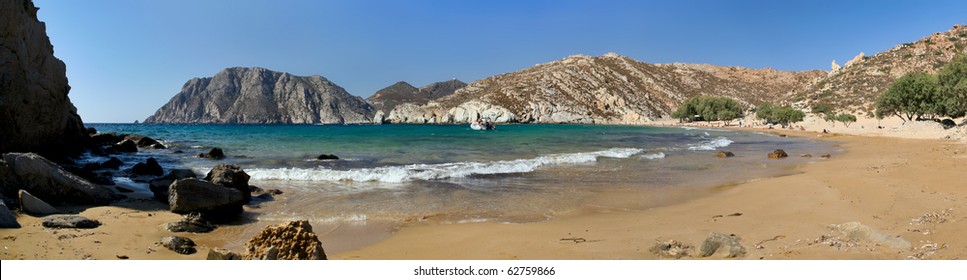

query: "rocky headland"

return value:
[144, 67, 374, 124]
[0, 0, 88, 159]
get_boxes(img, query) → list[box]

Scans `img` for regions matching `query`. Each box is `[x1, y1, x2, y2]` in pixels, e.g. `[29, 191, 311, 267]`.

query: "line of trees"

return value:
[671, 96, 744, 123]
[876, 53, 967, 122]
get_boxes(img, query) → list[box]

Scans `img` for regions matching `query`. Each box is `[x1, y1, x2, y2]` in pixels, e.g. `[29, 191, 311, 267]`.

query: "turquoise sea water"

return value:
[87, 123, 836, 252]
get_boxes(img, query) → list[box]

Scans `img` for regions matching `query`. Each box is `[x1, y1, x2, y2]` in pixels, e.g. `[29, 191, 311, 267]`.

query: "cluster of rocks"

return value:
[650, 231, 747, 259]
[89, 131, 167, 155]
[204, 220, 327, 260]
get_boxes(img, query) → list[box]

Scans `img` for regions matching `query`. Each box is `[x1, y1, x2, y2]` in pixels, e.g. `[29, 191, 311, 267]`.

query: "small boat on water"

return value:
[470, 118, 495, 130]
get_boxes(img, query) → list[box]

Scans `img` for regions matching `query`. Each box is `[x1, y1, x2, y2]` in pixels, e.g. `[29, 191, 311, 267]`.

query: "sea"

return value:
[85, 123, 837, 252]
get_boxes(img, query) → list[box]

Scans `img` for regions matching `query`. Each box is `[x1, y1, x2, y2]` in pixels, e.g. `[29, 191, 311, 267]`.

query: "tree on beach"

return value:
[937, 53, 967, 118]
[877, 54, 967, 123]
[875, 72, 942, 122]
[835, 113, 857, 127]
[671, 96, 744, 124]
[755, 103, 805, 127]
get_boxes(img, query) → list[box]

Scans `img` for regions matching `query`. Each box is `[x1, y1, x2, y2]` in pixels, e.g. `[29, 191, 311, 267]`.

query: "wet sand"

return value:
[2, 131, 965, 259]
[334, 132, 967, 259]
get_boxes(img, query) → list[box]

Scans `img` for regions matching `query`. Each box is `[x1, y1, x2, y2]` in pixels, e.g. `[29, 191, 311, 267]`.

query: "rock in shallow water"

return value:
[131, 157, 164, 176]
[168, 178, 245, 219]
[42, 215, 101, 229]
[198, 148, 225, 160]
[205, 164, 251, 203]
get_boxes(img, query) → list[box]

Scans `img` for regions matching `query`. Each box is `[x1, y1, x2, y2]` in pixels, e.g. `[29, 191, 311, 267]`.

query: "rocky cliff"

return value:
[795, 25, 967, 114]
[367, 79, 465, 122]
[384, 53, 824, 124]
[144, 67, 374, 124]
[0, 0, 88, 159]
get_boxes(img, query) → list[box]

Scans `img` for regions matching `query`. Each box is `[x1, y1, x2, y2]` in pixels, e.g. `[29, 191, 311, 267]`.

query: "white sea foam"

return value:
[248, 148, 643, 183]
[640, 152, 666, 160]
[687, 136, 734, 151]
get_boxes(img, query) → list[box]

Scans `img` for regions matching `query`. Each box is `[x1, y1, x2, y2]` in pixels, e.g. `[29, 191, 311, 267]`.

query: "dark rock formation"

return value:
[244, 220, 327, 260]
[160, 236, 196, 255]
[316, 154, 339, 160]
[165, 212, 215, 233]
[699, 232, 746, 258]
[144, 67, 374, 124]
[1, 153, 121, 205]
[715, 151, 735, 158]
[168, 178, 245, 218]
[101, 157, 123, 169]
[0, 200, 21, 228]
[131, 158, 164, 176]
[113, 139, 138, 153]
[149, 169, 197, 203]
[205, 164, 251, 202]
[0, 0, 88, 159]
[198, 148, 225, 160]
[18, 189, 60, 216]
[42, 215, 101, 229]
[768, 149, 789, 159]
[90, 133, 124, 146]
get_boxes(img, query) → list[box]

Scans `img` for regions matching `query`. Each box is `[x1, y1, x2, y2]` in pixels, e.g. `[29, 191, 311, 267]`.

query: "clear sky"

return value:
[34, 0, 967, 123]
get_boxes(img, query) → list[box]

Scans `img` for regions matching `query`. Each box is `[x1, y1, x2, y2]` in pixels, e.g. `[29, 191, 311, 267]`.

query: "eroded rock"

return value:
[244, 220, 327, 260]
[699, 232, 746, 258]
[160, 236, 196, 255]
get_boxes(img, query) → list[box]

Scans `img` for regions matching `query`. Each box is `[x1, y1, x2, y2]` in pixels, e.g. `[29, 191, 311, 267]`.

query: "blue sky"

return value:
[35, 0, 967, 123]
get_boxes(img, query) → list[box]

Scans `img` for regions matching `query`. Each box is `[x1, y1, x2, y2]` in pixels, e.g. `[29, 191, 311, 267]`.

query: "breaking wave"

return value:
[640, 152, 666, 160]
[248, 148, 643, 183]
[687, 136, 734, 151]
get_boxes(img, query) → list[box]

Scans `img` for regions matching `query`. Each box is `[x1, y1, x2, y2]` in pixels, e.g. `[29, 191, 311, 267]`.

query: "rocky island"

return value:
[144, 67, 374, 124]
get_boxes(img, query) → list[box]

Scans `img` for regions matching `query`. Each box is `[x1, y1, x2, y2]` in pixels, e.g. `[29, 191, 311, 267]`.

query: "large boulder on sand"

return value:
[244, 220, 327, 260]
[160, 236, 196, 255]
[205, 164, 251, 202]
[0, 200, 20, 228]
[1, 153, 121, 205]
[168, 178, 245, 219]
[18, 189, 61, 216]
[699, 232, 746, 258]
[42, 215, 101, 229]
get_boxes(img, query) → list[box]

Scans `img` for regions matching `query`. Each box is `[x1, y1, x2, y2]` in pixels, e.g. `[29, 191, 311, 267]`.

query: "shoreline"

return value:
[332, 129, 966, 259]
[2, 127, 964, 259]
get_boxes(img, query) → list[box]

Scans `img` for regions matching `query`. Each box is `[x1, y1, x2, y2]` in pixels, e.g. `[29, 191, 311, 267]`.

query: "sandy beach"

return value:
[2, 125, 964, 260]
[333, 132, 966, 260]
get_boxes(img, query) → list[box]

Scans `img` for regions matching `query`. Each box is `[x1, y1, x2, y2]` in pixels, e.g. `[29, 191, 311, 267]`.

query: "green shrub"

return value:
[671, 96, 744, 123]
[756, 103, 805, 126]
